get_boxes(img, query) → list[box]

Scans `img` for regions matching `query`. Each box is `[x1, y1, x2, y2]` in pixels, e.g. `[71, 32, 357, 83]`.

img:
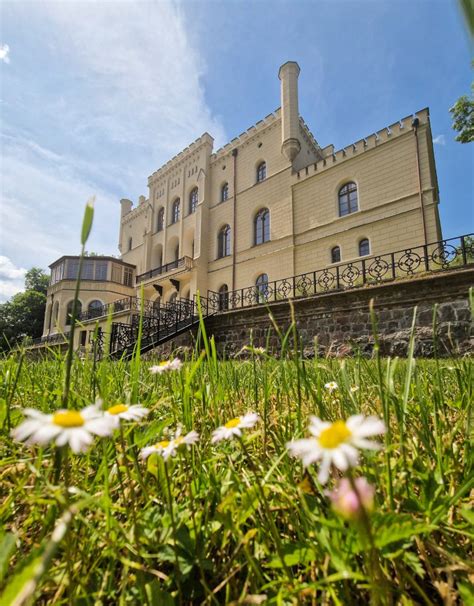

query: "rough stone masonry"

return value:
[148, 268, 473, 359]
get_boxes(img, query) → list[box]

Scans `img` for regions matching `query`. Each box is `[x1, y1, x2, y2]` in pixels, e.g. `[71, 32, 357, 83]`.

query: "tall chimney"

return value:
[278, 61, 301, 163]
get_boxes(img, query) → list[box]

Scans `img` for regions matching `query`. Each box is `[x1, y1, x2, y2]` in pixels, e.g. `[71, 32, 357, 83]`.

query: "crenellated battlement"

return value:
[148, 132, 214, 186]
[211, 108, 282, 162]
[120, 195, 151, 224]
[293, 108, 430, 183]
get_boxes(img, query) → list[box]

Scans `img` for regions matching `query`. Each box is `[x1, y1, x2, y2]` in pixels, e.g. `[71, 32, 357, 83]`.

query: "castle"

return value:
[42, 61, 442, 348]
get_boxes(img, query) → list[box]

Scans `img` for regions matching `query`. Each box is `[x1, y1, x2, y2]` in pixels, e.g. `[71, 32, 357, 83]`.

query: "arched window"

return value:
[128, 237, 133, 251]
[174, 244, 180, 261]
[168, 292, 178, 306]
[359, 238, 370, 257]
[255, 208, 270, 245]
[157, 207, 164, 232]
[331, 246, 341, 264]
[221, 182, 229, 202]
[338, 182, 358, 216]
[87, 300, 103, 318]
[189, 188, 198, 214]
[255, 273, 269, 302]
[256, 161, 266, 183]
[65, 299, 82, 326]
[217, 225, 231, 258]
[172, 199, 180, 224]
[218, 284, 229, 311]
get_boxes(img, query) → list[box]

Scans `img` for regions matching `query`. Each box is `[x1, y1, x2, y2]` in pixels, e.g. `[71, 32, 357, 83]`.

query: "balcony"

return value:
[136, 256, 193, 284]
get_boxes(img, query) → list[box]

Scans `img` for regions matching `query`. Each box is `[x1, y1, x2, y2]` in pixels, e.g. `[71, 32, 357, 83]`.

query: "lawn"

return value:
[1, 317, 473, 605]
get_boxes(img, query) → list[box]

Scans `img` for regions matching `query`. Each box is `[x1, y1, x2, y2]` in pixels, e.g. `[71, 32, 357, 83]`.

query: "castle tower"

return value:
[278, 61, 302, 163]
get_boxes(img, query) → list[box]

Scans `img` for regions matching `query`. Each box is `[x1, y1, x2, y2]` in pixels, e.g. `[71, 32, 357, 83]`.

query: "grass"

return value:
[1, 319, 473, 605]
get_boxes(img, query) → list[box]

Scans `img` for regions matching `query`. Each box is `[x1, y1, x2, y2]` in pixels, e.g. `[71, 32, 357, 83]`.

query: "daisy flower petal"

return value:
[11, 406, 115, 453]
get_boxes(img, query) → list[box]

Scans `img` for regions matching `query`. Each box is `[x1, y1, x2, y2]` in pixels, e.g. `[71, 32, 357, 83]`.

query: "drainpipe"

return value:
[412, 117, 428, 246]
[232, 148, 238, 291]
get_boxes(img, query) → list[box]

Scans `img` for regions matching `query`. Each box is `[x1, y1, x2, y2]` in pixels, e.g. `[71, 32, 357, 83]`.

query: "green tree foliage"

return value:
[24, 267, 50, 295]
[450, 87, 474, 143]
[0, 268, 49, 351]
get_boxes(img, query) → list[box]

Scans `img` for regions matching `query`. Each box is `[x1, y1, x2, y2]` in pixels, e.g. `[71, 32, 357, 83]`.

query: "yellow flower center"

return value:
[159, 361, 169, 367]
[318, 421, 351, 449]
[155, 440, 170, 449]
[107, 404, 129, 415]
[225, 417, 241, 429]
[52, 411, 85, 427]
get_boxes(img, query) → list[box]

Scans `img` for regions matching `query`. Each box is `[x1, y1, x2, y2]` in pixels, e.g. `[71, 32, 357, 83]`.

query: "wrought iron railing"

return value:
[208, 234, 474, 311]
[136, 256, 193, 284]
[78, 296, 158, 322]
[98, 295, 214, 359]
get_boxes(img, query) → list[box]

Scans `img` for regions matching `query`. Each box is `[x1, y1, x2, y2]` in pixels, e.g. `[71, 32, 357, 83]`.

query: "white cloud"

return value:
[0, 43, 10, 64]
[0, 256, 26, 302]
[1, 1, 226, 281]
[433, 134, 446, 145]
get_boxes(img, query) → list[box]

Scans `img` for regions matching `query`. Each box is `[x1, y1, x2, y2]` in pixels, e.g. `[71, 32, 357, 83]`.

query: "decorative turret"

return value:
[278, 61, 302, 163]
[120, 198, 133, 218]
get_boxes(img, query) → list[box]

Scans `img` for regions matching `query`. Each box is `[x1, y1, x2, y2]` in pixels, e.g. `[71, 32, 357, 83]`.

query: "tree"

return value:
[0, 268, 49, 351]
[450, 84, 474, 143]
[24, 267, 50, 295]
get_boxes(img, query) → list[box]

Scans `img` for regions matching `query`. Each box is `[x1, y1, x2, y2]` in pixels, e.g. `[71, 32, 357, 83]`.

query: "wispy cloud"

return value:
[1, 0, 226, 284]
[0, 43, 10, 64]
[433, 134, 446, 146]
[0, 256, 26, 302]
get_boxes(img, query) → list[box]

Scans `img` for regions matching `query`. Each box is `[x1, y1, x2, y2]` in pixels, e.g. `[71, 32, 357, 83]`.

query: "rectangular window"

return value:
[95, 261, 108, 281]
[123, 267, 133, 287]
[111, 263, 122, 283]
[51, 262, 64, 285]
[81, 260, 94, 280]
[66, 259, 79, 280]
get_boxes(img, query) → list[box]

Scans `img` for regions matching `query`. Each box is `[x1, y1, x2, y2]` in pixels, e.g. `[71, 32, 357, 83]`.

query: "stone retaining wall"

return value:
[148, 268, 473, 359]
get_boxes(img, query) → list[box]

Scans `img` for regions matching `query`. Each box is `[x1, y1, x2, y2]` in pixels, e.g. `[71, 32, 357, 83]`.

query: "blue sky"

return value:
[0, 0, 472, 300]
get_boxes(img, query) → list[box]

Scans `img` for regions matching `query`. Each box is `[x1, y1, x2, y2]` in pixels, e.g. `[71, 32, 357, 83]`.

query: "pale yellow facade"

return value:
[42, 61, 442, 342]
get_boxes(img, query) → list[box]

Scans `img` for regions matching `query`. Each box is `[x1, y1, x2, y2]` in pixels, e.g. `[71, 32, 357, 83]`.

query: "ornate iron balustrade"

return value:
[78, 296, 158, 322]
[103, 294, 214, 359]
[208, 234, 474, 312]
[136, 256, 193, 284]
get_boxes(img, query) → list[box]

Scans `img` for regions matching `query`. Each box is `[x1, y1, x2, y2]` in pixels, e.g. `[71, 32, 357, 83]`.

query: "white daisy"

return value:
[211, 412, 260, 443]
[324, 381, 338, 392]
[105, 403, 149, 427]
[286, 415, 386, 484]
[140, 428, 199, 461]
[11, 406, 115, 454]
[350, 386, 359, 393]
[149, 358, 183, 374]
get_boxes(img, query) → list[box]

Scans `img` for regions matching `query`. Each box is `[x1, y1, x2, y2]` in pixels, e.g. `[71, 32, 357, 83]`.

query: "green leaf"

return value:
[0, 532, 16, 584]
[458, 581, 474, 603]
[144, 580, 175, 606]
[373, 513, 434, 549]
[267, 542, 316, 568]
[81, 196, 95, 245]
[0, 553, 43, 606]
[460, 508, 474, 526]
